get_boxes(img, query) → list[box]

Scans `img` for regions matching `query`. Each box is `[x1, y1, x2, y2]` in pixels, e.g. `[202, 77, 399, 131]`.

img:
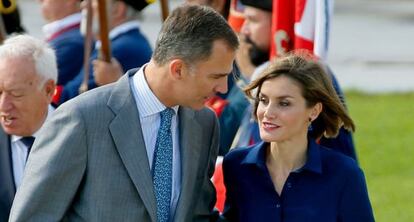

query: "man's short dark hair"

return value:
[152, 4, 239, 66]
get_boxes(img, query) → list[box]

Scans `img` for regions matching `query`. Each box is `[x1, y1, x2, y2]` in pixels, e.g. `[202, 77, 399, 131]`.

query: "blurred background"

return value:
[17, 0, 414, 221]
[19, 0, 414, 92]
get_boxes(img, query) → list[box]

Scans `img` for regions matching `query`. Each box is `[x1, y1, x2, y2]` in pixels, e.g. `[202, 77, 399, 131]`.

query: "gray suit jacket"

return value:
[9, 70, 220, 222]
[0, 129, 15, 222]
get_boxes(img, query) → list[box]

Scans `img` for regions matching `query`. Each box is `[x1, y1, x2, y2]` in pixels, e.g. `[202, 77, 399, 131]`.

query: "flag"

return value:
[270, 0, 334, 61]
[228, 0, 246, 33]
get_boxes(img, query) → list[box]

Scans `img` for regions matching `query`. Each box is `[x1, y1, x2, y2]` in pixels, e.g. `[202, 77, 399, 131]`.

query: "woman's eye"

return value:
[258, 96, 268, 103]
[279, 101, 290, 107]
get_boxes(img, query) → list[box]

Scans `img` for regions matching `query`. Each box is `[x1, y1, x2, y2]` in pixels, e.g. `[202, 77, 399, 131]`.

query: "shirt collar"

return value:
[109, 21, 140, 40]
[241, 141, 268, 169]
[42, 13, 82, 40]
[299, 139, 323, 174]
[132, 65, 179, 118]
[95, 21, 140, 49]
[11, 105, 55, 142]
[241, 138, 323, 174]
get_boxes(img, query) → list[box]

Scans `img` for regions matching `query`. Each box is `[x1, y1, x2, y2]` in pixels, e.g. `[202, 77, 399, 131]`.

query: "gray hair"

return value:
[152, 4, 239, 67]
[0, 34, 58, 86]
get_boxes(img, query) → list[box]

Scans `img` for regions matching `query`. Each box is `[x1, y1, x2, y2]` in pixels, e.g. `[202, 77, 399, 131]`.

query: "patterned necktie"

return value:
[153, 108, 174, 222]
[20, 136, 35, 161]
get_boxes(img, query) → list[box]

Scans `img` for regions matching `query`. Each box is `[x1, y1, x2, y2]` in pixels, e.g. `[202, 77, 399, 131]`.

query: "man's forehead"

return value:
[244, 6, 270, 18]
[0, 75, 35, 90]
[0, 65, 38, 89]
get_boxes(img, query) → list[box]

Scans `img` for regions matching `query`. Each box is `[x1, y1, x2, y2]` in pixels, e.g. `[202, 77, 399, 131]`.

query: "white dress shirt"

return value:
[11, 105, 54, 188]
[130, 65, 181, 221]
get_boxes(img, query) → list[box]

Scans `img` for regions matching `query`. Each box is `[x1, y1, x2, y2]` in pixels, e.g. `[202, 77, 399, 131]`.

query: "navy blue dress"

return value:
[222, 140, 375, 222]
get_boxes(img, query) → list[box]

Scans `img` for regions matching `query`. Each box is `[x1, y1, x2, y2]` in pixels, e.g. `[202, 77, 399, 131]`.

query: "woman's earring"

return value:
[308, 118, 313, 131]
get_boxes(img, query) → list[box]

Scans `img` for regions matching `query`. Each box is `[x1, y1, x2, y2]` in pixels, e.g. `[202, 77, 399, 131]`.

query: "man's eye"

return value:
[11, 92, 24, 98]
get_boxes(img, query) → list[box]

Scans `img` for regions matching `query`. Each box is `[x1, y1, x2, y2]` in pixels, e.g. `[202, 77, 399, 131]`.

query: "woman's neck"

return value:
[266, 136, 308, 173]
[265, 136, 309, 195]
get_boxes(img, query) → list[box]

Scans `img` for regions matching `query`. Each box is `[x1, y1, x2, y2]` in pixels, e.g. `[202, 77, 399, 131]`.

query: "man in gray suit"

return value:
[10, 4, 239, 222]
[0, 35, 57, 221]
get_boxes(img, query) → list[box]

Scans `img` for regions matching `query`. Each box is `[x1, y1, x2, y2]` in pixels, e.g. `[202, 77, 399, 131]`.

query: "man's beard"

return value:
[245, 37, 270, 67]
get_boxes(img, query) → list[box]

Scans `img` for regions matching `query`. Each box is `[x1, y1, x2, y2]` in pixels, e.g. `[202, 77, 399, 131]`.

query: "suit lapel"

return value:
[175, 107, 203, 220]
[0, 129, 16, 215]
[107, 71, 157, 222]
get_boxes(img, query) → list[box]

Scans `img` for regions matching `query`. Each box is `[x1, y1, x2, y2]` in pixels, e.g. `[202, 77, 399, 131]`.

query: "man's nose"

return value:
[0, 94, 13, 112]
[240, 21, 250, 37]
[216, 77, 228, 94]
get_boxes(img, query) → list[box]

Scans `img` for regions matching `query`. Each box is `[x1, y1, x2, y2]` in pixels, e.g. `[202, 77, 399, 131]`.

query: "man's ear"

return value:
[169, 59, 185, 80]
[43, 79, 56, 102]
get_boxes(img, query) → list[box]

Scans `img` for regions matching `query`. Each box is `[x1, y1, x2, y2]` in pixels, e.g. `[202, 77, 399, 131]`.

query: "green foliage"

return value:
[345, 91, 414, 222]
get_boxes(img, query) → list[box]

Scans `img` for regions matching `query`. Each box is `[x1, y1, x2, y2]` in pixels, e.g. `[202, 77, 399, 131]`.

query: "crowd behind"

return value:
[0, 0, 375, 221]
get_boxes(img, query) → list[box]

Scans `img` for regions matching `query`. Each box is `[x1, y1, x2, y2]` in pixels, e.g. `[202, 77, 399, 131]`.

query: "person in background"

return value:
[38, 0, 85, 105]
[222, 53, 374, 222]
[57, 0, 152, 105]
[229, 0, 273, 149]
[0, 35, 57, 222]
[186, 0, 231, 19]
[1, 1, 25, 35]
[9, 5, 238, 222]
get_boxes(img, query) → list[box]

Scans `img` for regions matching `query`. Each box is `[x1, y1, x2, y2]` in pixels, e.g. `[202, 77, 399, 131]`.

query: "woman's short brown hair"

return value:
[244, 52, 355, 139]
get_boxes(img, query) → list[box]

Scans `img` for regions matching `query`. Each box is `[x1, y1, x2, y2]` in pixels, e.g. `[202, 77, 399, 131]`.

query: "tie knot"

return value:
[20, 136, 35, 149]
[160, 108, 174, 127]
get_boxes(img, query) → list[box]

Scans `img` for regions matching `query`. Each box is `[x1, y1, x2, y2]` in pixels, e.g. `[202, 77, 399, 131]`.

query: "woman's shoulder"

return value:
[222, 143, 263, 182]
[319, 145, 361, 175]
[224, 147, 251, 164]
[224, 143, 262, 163]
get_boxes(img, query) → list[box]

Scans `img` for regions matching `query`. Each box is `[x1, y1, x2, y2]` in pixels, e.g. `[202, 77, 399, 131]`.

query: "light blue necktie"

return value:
[153, 108, 174, 222]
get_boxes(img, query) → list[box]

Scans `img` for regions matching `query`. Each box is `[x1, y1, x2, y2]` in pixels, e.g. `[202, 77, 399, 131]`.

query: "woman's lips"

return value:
[262, 121, 280, 130]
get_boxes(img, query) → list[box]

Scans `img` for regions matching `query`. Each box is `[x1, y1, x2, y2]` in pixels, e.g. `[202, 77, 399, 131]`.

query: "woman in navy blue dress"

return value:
[222, 53, 375, 222]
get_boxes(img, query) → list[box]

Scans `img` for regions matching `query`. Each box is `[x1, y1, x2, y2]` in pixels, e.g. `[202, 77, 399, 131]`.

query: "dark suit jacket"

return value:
[10, 69, 220, 222]
[0, 129, 15, 222]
